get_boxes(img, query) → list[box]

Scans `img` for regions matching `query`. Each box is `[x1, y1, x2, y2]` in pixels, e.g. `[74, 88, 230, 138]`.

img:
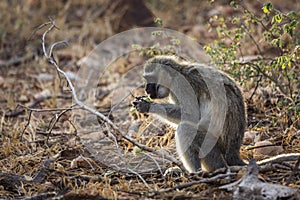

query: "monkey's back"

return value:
[170, 60, 246, 167]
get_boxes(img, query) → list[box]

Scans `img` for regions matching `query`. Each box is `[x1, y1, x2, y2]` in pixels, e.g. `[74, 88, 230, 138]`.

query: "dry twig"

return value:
[0, 53, 34, 67]
[285, 156, 300, 186]
[5, 94, 72, 117]
[150, 172, 236, 197]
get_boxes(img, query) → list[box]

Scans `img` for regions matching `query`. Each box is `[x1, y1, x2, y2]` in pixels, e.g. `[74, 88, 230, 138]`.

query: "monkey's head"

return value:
[143, 56, 179, 99]
[143, 70, 170, 99]
[144, 82, 169, 99]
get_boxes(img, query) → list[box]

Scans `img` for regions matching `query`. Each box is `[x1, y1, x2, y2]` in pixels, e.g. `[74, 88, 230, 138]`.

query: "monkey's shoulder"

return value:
[181, 64, 224, 83]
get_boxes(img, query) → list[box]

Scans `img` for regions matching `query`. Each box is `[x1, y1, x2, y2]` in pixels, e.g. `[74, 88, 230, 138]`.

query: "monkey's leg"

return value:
[176, 122, 201, 173]
[200, 143, 226, 172]
[225, 150, 245, 166]
[177, 122, 228, 172]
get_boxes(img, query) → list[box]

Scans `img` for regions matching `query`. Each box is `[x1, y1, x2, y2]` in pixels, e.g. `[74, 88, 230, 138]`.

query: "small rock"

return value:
[34, 89, 51, 99]
[243, 131, 258, 144]
[18, 94, 29, 102]
[70, 156, 97, 169]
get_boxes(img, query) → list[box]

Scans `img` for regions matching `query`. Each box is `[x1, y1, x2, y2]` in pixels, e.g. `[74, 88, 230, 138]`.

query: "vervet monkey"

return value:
[133, 55, 246, 172]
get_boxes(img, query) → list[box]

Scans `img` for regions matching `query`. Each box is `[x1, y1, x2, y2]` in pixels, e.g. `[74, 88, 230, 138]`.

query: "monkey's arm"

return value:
[133, 99, 181, 124]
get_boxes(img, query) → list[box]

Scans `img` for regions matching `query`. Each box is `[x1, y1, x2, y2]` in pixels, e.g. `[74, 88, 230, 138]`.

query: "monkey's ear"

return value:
[156, 85, 170, 98]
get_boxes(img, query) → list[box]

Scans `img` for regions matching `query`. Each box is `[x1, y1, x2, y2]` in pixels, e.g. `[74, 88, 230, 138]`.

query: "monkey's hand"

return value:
[132, 96, 152, 113]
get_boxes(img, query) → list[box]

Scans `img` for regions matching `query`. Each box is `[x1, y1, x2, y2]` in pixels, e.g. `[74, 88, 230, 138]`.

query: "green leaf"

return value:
[171, 37, 181, 45]
[133, 146, 142, 154]
[262, 2, 272, 14]
[230, 1, 238, 9]
[151, 31, 163, 36]
[154, 18, 163, 26]
[283, 20, 298, 37]
[279, 39, 283, 49]
[270, 39, 278, 47]
[290, 20, 298, 27]
[231, 17, 240, 24]
[288, 11, 298, 19]
[288, 60, 291, 67]
[272, 14, 282, 24]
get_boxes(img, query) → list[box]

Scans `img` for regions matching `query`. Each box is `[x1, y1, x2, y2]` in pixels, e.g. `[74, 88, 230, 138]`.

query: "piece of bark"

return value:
[220, 159, 300, 199]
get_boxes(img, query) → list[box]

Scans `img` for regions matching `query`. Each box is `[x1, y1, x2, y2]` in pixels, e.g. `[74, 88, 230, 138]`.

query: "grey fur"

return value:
[133, 56, 246, 172]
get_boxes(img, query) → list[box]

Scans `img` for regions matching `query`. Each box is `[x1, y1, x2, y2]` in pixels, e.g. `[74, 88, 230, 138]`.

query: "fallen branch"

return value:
[149, 172, 236, 197]
[257, 153, 300, 165]
[0, 53, 34, 67]
[0, 156, 56, 192]
[220, 159, 300, 199]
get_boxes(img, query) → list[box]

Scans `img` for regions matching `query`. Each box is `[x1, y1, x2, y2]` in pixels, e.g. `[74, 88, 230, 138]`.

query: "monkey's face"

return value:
[143, 63, 172, 99]
[145, 83, 170, 99]
[143, 65, 170, 99]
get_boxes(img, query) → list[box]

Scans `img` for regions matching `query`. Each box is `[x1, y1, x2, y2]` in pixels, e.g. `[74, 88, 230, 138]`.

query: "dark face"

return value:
[144, 64, 171, 99]
[145, 83, 169, 99]
[145, 83, 157, 98]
